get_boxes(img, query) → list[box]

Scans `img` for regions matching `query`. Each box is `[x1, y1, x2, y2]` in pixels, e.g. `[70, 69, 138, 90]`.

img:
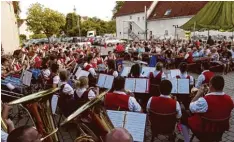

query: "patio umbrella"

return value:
[180, 1, 234, 31]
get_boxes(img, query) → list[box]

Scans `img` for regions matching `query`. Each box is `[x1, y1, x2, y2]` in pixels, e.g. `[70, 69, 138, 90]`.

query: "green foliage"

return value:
[65, 13, 81, 36]
[112, 1, 124, 19]
[26, 3, 65, 38]
[30, 33, 47, 39]
[19, 34, 26, 44]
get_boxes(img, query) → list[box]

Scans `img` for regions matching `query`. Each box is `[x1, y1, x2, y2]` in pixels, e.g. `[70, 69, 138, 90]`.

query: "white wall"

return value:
[19, 21, 32, 39]
[1, 1, 20, 54]
[147, 16, 233, 39]
[116, 12, 146, 40]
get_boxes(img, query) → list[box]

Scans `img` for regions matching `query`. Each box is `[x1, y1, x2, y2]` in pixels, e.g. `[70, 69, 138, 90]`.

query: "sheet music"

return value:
[97, 74, 106, 88]
[125, 112, 146, 142]
[170, 69, 181, 79]
[124, 78, 135, 92]
[76, 70, 90, 79]
[178, 79, 190, 94]
[75, 67, 82, 78]
[170, 79, 178, 94]
[22, 70, 32, 86]
[103, 75, 114, 89]
[141, 67, 154, 76]
[51, 95, 58, 114]
[107, 110, 125, 128]
[135, 78, 147, 93]
[121, 66, 131, 77]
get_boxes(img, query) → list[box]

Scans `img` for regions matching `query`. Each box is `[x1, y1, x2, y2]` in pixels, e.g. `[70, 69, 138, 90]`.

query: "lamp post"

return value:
[173, 25, 179, 40]
[74, 5, 81, 37]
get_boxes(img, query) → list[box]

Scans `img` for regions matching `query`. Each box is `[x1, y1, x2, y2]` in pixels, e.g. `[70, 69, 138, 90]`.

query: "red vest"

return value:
[104, 93, 130, 111]
[74, 90, 89, 101]
[97, 58, 103, 65]
[150, 97, 176, 114]
[105, 70, 114, 76]
[202, 71, 214, 84]
[188, 94, 233, 133]
[34, 56, 42, 68]
[149, 71, 162, 85]
[84, 64, 92, 71]
[187, 52, 193, 63]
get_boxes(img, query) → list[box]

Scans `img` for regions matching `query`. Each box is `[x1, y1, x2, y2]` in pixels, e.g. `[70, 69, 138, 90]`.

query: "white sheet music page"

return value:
[124, 78, 135, 92]
[121, 66, 131, 77]
[107, 110, 125, 128]
[170, 79, 178, 94]
[135, 78, 147, 93]
[97, 74, 106, 88]
[124, 112, 146, 142]
[141, 67, 151, 76]
[76, 70, 90, 79]
[170, 69, 181, 79]
[104, 75, 114, 89]
[22, 70, 32, 86]
[75, 67, 82, 78]
[178, 79, 190, 94]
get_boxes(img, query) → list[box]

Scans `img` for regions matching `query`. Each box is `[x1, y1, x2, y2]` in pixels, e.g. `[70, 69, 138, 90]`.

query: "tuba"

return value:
[8, 88, 60, 142]
[60, 89, 114, 142]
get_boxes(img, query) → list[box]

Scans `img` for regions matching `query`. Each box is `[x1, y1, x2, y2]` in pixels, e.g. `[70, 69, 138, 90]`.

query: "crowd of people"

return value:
[1, 37, 234, 142]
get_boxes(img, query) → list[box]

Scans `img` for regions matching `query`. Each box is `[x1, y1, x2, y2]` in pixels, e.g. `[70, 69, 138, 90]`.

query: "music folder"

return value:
[169, 78, 190, 94]
[121, 66, 131, 77]
[141, 67, 155, 76]
[124, 78, 149, 93]
[107, 110, 146, 142]
[97, 74, 114, 89]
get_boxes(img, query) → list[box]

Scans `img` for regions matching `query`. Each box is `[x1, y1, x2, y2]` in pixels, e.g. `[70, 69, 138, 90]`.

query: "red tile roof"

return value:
[148, 1, 208, 20]
[115, 1, 153, 17]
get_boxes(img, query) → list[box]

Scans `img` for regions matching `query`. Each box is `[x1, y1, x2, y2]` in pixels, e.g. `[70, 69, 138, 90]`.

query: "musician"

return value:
[128, 63, 141, 78]
[74, 76, 98, 101]
[147, 62, 166, 80]
[146, 80, 182, 118]
[47, 63, 60, 88]
[105, 128, 133, 142]
[184, 48, 193, 63]
[104, 76, 142, 112]
[188, 75, 234, 135]
[57, 52, 66, 69]
[176, 62, 194, 86]
[7, 125, 42, 142]
[104, 59, 118, 77]
[1, 58, 14, 78]
[84, 55, 97, 77]
[221, 46, 232, 74]
[195, 62, 214, 88]
[93, 52, 103, 66]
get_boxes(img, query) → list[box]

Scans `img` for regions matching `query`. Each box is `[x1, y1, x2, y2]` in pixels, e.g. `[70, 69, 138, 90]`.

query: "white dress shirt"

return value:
[42, 69, 51, 78]
[1, 130, 8, 142]
[75, 88, 96, 100]
[146, 95, 182, 118]
[195, 70, 209, 88]
[53, 75, 60, 85]
[113, 91, 142, 112]
[189, 92, 225, 113]
[60, 82, 74, 96]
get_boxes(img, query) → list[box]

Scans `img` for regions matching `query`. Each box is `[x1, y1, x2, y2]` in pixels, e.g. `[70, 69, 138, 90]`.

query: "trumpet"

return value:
[8, 88, 60, 142]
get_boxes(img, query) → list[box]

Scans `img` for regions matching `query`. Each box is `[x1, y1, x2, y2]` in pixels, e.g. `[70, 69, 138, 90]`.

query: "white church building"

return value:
[115, 1, 233, 41]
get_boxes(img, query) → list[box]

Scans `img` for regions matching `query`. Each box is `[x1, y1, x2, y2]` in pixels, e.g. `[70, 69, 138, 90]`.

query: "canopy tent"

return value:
[180, 1, 234, 31]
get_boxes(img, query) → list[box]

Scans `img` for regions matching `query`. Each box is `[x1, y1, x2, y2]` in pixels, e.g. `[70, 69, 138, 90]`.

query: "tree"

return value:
[112, 1, 124, 19]
[30, 33, 47, 39]
[64, 13, 81, 36]
[26, 3, 65, 41]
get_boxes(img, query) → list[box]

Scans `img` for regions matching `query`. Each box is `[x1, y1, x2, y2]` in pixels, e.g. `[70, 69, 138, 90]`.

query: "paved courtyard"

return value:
[8, 47, 234, 142]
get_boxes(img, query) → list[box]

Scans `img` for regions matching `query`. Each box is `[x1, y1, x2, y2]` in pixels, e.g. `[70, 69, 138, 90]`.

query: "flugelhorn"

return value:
[8, 88, 60, 142]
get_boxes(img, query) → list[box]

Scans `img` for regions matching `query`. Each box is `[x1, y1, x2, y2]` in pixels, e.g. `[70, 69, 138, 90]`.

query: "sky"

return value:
[20, 0, 116, 21]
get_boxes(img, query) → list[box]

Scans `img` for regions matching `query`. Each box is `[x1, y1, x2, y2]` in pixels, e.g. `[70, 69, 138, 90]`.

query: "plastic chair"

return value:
[149, 110, 177, 142]
[190, 116, 230, 142]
